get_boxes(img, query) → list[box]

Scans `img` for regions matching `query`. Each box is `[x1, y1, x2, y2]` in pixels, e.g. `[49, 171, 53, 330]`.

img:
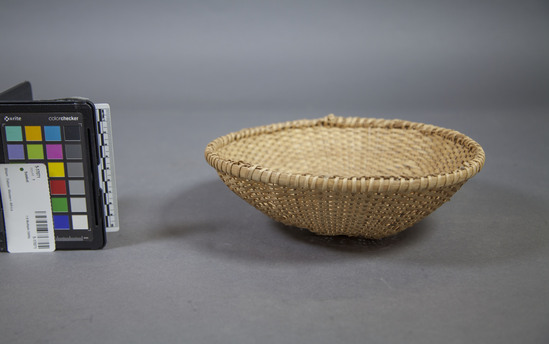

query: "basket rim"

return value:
[205, 115, 486, 193]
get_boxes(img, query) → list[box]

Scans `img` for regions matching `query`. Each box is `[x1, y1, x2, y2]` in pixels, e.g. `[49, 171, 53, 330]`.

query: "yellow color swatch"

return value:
[25, 126, 42, 141]
[48, 162, 65, 177]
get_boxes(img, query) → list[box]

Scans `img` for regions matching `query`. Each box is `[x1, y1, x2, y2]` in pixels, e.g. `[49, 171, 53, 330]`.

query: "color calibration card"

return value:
[0, 101, 117, 250]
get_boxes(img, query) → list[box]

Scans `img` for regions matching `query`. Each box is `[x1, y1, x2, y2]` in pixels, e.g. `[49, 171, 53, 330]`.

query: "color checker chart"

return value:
[0, 109, 104, 249]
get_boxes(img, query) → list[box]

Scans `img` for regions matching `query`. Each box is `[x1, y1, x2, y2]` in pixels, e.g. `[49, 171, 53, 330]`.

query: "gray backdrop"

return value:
[1, 1, 548, 343]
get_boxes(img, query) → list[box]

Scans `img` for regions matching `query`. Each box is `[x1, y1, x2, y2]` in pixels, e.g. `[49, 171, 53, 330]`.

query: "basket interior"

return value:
[216, 126, 477, 179]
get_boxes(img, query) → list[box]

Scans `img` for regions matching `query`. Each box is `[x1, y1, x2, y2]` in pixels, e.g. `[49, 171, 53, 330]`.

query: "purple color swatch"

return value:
[46, 144, 63, 160]
[7, 144, 25, 160]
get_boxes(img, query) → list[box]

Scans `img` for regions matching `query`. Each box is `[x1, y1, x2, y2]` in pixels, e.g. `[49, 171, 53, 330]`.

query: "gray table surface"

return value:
[1, 1, 548, 343]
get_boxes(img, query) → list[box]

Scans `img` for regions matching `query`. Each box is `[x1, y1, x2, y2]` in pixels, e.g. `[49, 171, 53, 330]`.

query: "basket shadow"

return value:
[153, 179, 432, 263]
[272, 220, 430, 253]
[400, 179, 549, 266]
[155, 177, 549, 266]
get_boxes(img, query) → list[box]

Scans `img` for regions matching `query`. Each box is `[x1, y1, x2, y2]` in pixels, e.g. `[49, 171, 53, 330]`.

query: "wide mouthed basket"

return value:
[205, 115, 485, 239]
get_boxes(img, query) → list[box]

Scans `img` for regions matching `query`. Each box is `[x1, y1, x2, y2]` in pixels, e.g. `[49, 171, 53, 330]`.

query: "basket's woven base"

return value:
[220, 173, 464, 239]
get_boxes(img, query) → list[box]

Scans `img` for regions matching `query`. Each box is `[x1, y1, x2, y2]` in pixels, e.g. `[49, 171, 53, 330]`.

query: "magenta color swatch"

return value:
[46, 144, 63, 160]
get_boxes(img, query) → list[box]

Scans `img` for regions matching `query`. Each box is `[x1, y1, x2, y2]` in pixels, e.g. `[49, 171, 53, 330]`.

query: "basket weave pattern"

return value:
[206, 115, 485, 238]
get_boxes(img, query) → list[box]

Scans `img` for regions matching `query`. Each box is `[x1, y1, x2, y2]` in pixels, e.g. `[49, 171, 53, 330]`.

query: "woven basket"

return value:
[205, 115, 485, 239]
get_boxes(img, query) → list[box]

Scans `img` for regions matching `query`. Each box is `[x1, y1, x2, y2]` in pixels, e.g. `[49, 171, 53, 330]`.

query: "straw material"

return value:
[205, 115, 485, 238]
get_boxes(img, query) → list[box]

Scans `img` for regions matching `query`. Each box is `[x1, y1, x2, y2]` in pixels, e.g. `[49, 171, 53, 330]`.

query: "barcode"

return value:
[35, 210, 50, 250]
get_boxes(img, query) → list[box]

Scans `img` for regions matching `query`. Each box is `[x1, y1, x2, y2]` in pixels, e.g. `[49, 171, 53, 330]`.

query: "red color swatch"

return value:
[50, 180, 67, 195]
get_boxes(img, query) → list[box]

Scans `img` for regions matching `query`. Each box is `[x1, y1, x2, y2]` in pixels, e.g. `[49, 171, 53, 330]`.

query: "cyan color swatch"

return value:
[44, 126, 61, 141]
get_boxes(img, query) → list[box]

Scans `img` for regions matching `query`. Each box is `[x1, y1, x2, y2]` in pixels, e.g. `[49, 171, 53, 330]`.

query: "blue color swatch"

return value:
[53, 215, 70, 230]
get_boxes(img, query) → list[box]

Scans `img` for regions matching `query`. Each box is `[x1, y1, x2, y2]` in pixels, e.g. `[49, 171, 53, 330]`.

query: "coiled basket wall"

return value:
[205, 115, 485, 239]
